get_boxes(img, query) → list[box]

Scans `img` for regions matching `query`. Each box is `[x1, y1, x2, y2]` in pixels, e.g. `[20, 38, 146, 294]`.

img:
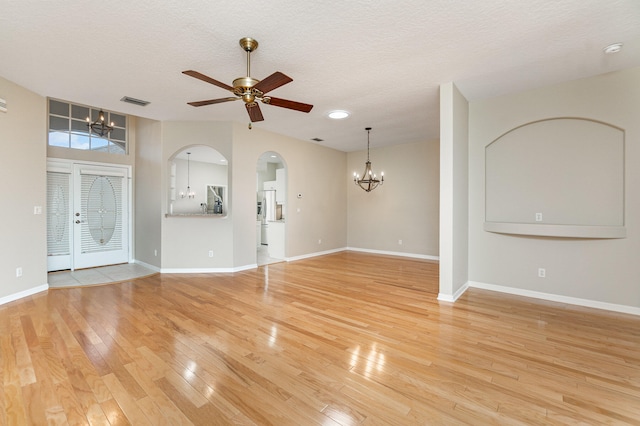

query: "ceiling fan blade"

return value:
[253, 72, 293, 94]
[187, 97, 239, 107]
[182, 70, 235, 92]
[246, 103, 264, 122]
[265, 97, 313, 113]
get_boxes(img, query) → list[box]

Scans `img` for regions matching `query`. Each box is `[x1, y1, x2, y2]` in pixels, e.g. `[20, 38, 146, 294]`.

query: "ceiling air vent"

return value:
[120, 96, 150, 107]
[0, 97, 6, 113]
[311, 137, 324, 142]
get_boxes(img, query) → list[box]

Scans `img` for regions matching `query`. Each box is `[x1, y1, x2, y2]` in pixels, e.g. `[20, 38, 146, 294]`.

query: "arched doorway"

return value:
[256, 151, 286, 265]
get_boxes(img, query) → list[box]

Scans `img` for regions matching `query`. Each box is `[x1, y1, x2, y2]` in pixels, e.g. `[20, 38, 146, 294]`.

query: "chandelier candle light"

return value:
[180, 152, 196, 199]
[354, 127, 384, 192]
[86, 109, 114, 137]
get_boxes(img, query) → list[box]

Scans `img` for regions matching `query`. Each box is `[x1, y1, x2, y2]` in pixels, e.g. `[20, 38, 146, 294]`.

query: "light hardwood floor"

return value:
[2, 251, 640, 425]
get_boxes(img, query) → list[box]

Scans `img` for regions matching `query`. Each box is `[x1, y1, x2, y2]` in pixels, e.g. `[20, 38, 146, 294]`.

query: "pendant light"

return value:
[354, 127, 384, 192]
[180, 152, 196, 198]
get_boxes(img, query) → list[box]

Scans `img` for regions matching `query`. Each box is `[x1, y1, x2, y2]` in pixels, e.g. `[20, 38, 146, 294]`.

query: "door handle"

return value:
[75, 220, 83, 224]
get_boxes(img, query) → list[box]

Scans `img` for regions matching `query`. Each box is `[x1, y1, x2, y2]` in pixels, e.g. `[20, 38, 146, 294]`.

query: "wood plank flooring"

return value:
[2, 251, 640, 424]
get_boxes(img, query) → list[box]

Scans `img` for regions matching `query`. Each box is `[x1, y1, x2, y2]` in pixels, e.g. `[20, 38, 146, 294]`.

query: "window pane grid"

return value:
[48, 98, 127, 154]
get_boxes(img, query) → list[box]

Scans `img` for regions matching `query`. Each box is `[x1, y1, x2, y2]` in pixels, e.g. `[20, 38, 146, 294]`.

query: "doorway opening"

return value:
[256, 152, 286, 266]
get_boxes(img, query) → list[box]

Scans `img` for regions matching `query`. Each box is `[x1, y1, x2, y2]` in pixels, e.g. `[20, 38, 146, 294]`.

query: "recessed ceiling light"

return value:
[603, 43, 623, 54]
[328, 110, 350, 119]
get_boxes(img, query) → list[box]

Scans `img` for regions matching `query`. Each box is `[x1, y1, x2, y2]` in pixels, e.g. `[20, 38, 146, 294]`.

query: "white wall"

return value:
[134, 117, 162, 268]
[154, 121, 347, 270]
[439, 82, 469, 301]
[0, 76, 48, 300]
[347, 140, 439, 258]
[232, 123, 348, 267]
[160, 121, 235, 270]
[468, 67, 640, 309]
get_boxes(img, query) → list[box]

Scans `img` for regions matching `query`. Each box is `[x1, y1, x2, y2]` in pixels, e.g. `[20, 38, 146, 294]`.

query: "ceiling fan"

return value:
[183, 37, 313, 122]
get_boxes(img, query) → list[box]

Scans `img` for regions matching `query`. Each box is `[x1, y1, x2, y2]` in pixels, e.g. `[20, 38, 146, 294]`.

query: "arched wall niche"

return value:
[484, 117, 626, 238]
[168, 145, 229, 217]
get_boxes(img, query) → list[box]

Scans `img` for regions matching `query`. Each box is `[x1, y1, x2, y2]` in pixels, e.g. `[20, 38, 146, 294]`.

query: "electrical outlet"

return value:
[538, 268, 546, 278]
[318, 239, 322, 244]
[535, 213, 543, 222]
[154, 249, 158, 257]
[398, 239, 403, 245]
[33, 206, 43, 215]
[16, 267, 22, 277]
[208, 250, 214, 258]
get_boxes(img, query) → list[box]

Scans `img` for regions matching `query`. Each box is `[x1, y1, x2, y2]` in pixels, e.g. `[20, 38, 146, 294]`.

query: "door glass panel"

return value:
[81, 174, 122, 253]
[47, 172, 70, 256]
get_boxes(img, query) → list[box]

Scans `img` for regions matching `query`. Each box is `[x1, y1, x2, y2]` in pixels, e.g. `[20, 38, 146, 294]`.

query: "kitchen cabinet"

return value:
[263, 180, 276, 191]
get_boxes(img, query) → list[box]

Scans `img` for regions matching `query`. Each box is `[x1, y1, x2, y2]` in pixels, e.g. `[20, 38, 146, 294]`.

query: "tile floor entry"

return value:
[48, 263, 157, 288]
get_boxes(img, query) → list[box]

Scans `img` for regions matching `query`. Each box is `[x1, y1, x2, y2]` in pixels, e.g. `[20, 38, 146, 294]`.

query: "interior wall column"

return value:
[438, 82, 469, 301]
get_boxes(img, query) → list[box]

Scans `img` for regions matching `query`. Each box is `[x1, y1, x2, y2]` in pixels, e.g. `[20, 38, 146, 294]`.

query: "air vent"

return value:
[0, 97, 6, 113]
[311, 137, 324, 142]
[120, 96, 150, 107]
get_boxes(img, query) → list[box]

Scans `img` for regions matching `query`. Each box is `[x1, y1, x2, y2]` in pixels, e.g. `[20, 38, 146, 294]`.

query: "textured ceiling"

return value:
[1, 0, 639, 152]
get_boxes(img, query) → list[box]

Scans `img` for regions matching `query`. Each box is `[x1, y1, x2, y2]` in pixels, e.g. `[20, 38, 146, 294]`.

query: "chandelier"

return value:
[180, 152, 196, 198]
[354, 127, 384, 192]
[86, 109, 114, 137]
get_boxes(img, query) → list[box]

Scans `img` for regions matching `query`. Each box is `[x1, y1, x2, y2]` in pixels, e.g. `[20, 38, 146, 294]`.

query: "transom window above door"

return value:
[48, 98, 127, 155]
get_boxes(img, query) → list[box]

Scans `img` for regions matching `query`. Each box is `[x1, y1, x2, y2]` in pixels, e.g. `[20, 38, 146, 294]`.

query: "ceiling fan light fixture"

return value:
[328, 110, 350, 119]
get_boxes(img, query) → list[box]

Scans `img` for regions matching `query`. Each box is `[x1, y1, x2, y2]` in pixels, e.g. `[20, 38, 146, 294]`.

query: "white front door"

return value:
[73, 164, 129, 269]
[47, 161, 130, 271]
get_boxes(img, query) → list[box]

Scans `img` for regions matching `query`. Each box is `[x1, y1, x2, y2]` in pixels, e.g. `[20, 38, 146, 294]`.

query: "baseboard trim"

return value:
[143, 247, 438, 274]
[133, 259, 161, 272]
[437, 281, 469, 302]
[286, 247, 347, 262]
[0, 284, 49, 306]
[347, 247, 439, 261]
[468, 281, 640, 316]
[161, 264, 258, 274]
